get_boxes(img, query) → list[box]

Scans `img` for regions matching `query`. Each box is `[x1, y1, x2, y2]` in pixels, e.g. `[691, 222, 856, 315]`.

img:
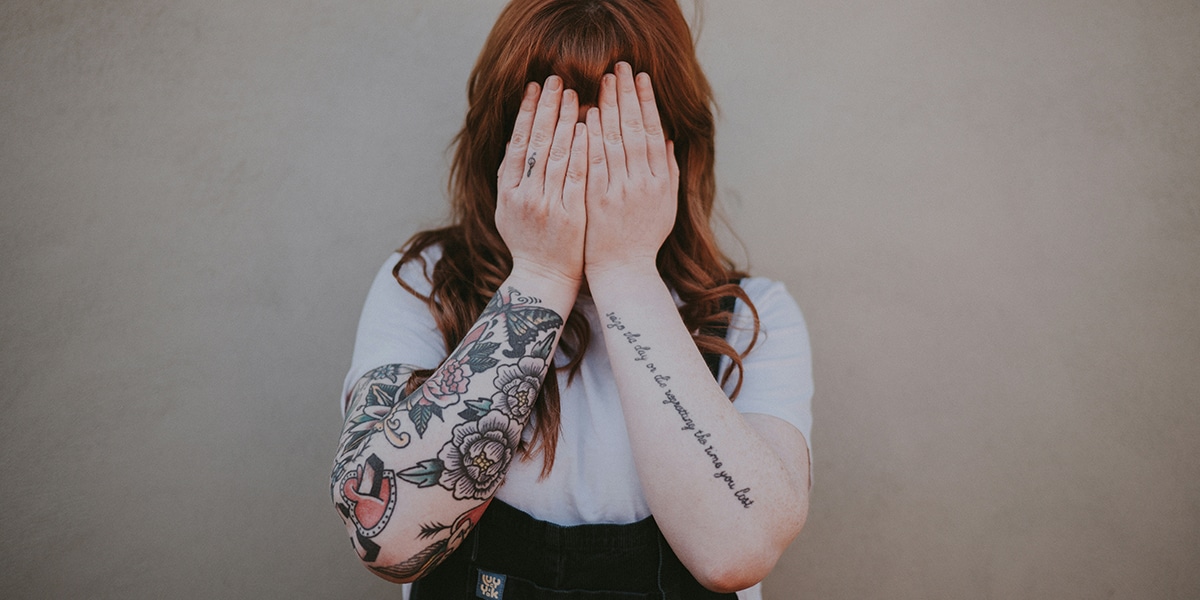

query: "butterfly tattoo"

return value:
[483, 287, 564, 358]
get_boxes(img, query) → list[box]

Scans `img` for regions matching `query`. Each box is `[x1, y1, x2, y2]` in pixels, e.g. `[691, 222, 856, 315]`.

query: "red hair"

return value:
[397, 0, 759, 475]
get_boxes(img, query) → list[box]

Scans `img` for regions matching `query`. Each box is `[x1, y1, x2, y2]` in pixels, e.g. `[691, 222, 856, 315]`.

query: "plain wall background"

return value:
[2, 1, 1197, 598]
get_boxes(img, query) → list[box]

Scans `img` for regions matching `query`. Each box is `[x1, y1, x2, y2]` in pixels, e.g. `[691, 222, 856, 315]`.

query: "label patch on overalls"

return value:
[476, 569, 506, 599]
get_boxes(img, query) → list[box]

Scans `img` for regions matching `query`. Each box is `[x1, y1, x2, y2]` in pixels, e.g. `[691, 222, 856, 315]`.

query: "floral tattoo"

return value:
[398, 352, 556, 499]
[332, 287, 564, 570]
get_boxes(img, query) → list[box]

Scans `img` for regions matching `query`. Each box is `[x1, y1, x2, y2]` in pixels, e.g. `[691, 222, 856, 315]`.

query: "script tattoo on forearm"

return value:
[332, 287, 564, 575]
[605, 312, 754, 508]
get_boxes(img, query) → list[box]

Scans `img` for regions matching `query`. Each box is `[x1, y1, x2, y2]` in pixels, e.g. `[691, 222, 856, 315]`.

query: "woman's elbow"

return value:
[331, 504, 436, 584]
[351, 538, 439, 585]
[693, 552, 777, 594]
[363, 561, 415, 585]
[694, 509, 807, 593]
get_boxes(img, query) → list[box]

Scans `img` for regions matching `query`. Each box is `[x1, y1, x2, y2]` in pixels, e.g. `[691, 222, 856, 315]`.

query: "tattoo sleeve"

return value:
[331, 286, 564, 580]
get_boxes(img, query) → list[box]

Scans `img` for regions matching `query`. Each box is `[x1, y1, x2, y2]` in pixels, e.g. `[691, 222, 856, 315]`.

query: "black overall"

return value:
[411, 294, 741, 600]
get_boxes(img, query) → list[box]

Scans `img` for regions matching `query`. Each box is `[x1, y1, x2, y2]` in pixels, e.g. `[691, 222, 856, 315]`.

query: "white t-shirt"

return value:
[343, 248, 814, 600]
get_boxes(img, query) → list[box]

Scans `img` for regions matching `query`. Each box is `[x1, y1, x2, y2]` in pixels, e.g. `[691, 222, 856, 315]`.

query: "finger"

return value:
[598, 72, 627, 179]
[586, 107, 607, 199]
[637, 73, 668, 177]
[499, 82, 540, 189]
[525, 75, 564, 190]
[545, 88, 580, 203]
[615, 62, 648, 175]
[563, 122, 588, 211]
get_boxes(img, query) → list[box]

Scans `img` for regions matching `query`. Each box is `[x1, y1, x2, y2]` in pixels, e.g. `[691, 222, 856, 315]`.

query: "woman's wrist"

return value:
[506, 259, 582, 315]
[584, 257, 662, 292]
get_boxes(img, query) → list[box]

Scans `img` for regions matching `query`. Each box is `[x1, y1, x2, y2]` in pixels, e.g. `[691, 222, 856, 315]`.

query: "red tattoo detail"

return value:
[341, 454, 397, 539]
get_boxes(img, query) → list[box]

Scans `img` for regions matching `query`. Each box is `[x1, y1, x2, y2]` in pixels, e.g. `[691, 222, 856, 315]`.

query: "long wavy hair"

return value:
[396, 0, 759, 476]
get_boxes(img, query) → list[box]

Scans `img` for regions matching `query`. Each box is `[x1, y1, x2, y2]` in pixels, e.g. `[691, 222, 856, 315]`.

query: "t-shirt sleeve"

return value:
[722, 278, 814, 468]
[341, 251, 447, 415]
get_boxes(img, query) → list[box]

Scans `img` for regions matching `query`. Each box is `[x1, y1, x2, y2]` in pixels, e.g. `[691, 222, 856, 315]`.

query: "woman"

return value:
[331, 1, 812, 598]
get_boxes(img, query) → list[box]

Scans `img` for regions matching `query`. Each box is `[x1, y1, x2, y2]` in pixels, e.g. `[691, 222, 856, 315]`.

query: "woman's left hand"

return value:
[581, 65, 809, 592]
[583, 62, 679, 277]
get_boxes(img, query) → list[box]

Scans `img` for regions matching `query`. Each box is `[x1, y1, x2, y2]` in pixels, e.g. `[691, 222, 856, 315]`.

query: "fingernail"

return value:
[525, 82, 538, 97]
[546, 75, 561, 91]
[564, 89, 576, 103]
[617, 62, 631, 74]
[602, 73, 615, 86]
[636, 72, 649, 85]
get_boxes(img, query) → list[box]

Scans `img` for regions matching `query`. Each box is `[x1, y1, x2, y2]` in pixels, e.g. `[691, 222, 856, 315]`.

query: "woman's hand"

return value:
[584, 62, 680, 277]
[497, 75, 589, 291]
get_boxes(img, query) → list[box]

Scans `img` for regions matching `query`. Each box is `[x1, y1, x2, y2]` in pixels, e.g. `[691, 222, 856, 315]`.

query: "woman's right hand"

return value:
[496, 75, 588, 293]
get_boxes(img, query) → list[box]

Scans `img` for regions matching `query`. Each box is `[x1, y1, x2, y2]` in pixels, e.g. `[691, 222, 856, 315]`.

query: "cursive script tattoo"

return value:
[605, 311, 755, 508]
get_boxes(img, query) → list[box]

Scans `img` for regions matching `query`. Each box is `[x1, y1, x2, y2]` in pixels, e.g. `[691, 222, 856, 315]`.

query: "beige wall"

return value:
[1, 1, 1197, 598]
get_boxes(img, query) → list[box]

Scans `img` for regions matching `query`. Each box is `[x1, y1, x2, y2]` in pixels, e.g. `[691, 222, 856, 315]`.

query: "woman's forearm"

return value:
[331, 271, 576, 583]
[333, 70, 590, 582]
[587, 264, 808, 592]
